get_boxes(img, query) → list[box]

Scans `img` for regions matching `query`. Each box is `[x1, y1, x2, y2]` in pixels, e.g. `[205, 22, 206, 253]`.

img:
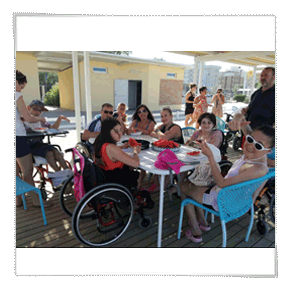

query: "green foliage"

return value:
[39, 72, 59, 92]
[44, 83, 60, 106]
[255, 81, 261, 89]
[233, 84, 243, 94]
[233, 94, 246, 102]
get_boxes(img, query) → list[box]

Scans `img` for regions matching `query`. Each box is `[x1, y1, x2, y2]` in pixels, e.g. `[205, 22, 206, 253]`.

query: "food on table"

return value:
[34, 127, 47, 130]
[187, 151, 200, 156]
[128, 138, 141, 147]
[153, 139, 179, 148]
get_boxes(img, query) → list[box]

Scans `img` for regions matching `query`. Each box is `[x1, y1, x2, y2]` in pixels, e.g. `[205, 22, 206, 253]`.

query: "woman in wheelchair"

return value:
[185, 112, 223, 149]
[93, 117, 143, 191]
[180, 125, 275, 243]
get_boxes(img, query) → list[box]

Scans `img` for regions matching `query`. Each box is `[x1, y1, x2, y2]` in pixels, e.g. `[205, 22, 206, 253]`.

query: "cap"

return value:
[28, 100, 49, 111]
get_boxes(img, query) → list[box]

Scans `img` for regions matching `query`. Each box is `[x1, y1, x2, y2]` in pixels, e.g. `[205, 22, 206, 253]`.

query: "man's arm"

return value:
[81, 129, 100, 141]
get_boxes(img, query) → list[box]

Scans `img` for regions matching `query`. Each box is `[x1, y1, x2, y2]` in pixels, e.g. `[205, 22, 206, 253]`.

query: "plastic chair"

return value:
[177, 168, 275, 247]
[216, 116, 226, 132]
[181, 127, 196, 142]
[16, 176, 47, 225]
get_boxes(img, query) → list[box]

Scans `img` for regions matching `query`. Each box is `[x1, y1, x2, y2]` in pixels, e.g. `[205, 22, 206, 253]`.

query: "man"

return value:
[81, 103, 114, 150]
[228, 67, 275, 131]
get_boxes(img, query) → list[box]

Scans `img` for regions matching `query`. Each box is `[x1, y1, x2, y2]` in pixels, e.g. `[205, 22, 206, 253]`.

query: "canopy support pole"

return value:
[198, 61, 204, 90]
[250, 66, 257, 95]
[84, 51, 92, 125]
[72, 51, 82, 143]
[193, 57, 199, 94]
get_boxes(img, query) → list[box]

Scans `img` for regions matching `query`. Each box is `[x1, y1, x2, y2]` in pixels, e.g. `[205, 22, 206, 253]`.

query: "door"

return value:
[114, 79, 128, 109]
[128, 80, 142, 110]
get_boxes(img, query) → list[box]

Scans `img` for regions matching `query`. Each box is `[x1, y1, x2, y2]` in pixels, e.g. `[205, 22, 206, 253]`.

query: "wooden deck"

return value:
[16, 147, 275, 248]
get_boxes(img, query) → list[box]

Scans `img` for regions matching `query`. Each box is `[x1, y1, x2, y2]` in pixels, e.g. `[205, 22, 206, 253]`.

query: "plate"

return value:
[131, 131, 142, 136]
[122, 139, 150, 150]
[151, 143, 181, 153]
[32, 127, 47, 133]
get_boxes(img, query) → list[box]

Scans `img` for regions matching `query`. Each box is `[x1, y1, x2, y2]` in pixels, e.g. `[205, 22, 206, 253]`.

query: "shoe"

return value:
[32, 201, 53, 208]
[185, 229, 202, 243]
[16, 196, 23, 207]
[199, 223, 211, 232]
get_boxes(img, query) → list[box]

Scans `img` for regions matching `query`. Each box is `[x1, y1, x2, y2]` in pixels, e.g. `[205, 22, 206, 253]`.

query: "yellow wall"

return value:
[15, 52, 40, 104]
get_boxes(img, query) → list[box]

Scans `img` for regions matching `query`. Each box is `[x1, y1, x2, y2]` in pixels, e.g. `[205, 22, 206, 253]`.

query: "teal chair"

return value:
[16, 176, 47, 225]
[181, 127, 196, 142]
[216, 116, 226, 133]
[177, 168, 275, 247]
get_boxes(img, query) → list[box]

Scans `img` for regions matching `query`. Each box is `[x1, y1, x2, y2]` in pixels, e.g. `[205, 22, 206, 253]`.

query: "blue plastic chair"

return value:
[181, 127, 196, 141]
[216, 116, 226, 133]
[177, 168, 275, 247]
[16, 176, 47, 225]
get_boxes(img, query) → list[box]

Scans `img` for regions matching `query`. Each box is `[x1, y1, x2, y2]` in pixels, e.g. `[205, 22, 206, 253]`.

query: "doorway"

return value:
[128, 80, 142, 110]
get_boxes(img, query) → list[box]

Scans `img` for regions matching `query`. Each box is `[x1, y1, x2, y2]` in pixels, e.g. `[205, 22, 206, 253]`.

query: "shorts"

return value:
[16, 136, 32, 158]
[202, 187, 218, 211]
[30, 142, 58, 158]
[185, 106, 194, 115]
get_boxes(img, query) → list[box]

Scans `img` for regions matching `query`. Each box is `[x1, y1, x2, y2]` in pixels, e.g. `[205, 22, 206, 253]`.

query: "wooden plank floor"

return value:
[16, 146, 275, 248]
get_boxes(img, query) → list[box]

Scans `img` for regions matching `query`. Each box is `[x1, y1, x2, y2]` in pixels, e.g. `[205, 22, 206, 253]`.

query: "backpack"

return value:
[72, 148, 105, 202]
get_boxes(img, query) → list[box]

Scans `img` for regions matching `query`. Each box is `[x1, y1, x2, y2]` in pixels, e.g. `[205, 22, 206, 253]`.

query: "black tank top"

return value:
[186, 92, 195, 109]
[160, 123, 184, 144]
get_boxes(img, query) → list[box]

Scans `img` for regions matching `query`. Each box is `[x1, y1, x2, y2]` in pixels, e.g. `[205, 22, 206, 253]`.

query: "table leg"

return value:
[157, 174, 165, 248]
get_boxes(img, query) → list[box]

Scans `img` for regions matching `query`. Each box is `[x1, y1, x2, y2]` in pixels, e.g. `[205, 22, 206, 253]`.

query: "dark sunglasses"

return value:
[245, 135, 271, 151]
[103, 110, 113, 115]
[138, 109, 147, 114]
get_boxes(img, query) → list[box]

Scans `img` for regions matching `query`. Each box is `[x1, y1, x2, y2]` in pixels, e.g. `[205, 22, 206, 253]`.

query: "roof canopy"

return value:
[22, 51, 191, 72]
[167, 51, 275, 67]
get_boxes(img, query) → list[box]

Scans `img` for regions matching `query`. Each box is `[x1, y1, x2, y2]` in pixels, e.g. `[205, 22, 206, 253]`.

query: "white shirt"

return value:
[15, 92, 26, 136]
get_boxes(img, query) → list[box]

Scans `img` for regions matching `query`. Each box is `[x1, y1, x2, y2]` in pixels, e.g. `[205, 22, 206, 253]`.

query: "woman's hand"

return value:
[200, 142, 214, 159]
[120, 142, 129, 149]
[133, 145, 141, 155]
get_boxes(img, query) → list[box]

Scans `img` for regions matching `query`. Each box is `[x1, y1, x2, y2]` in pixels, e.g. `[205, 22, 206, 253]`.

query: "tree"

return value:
[99, 51, 132, 56]
[39, 72, 58, 93]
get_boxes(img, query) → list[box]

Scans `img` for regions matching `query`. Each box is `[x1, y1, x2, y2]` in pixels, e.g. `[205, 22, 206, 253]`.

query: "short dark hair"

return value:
[264, 67, 275, 77]
[101, 103, 113, 110]
[199, 86, 207, 93]
[253, 125, 275, 148]
[16, 70, 27, 84]
[189, 83, 197, 90]
[197, 112, 216, 128]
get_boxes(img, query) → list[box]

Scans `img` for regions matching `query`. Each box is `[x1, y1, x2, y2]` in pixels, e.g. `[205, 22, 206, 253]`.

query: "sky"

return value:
[130, 51, 257, 72]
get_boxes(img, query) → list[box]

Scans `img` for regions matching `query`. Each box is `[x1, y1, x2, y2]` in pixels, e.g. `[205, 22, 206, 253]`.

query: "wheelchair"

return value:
[75, 132, 94, 160]
[59, 147, 155, 247]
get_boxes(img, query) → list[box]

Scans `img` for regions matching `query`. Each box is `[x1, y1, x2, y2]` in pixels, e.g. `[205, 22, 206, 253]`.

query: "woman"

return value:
[192, 86, 213, 129]
[93, 117, 142, 190]
[150, 107, 184, 144]
[181, 125, 274, 243]
[15, 70, 50, 207]
[127, 104, 156, 135]
[184, 84, 197, 127]
[211, 89, 225, 118]
[185, 113, 223, 149]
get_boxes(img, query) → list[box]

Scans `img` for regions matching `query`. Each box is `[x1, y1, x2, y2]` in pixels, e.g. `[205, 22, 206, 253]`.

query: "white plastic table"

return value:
[120, 135, 221, 247]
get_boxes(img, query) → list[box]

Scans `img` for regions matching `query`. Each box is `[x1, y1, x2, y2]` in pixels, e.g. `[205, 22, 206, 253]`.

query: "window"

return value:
[167, 73, 177, 78]
[93, 67, 107, 74]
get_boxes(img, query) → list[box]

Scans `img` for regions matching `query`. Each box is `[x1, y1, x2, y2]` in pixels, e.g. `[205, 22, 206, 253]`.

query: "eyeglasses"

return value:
[245, 135, 271, 151]
[103, 110, 113, 115]
[138, 109, 147, 114]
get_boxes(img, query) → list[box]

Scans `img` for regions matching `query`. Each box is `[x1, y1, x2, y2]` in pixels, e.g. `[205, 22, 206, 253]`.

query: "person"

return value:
[192, 87, 213, 129]
[184, 84, 197, 127]
[185, 112, 223, 149]
[228, 67, 275, 130]
[113, 102, 128, 134]
[15, 70, 51, 207]
[93, 117, 142, 190]
[178, 125, 274, 243]
[24, 100, 73, 185]
[127, 104, 156, 135]
[81, 103, 114, 152]
[150, 106, 184, 144]
[211, 88, 225, 118]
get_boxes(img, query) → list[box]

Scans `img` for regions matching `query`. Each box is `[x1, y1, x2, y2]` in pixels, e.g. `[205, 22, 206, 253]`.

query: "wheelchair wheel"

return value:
[138, 216, 152, 229]
[72, 183, 134, 247]
[219, 160, 233, 177]
[60, 174, 95, 218]
[257, 219, 269, 235]
[269, 191, 275, 224]
[75, 142, 93, 160]
[233, 136, 242, 151]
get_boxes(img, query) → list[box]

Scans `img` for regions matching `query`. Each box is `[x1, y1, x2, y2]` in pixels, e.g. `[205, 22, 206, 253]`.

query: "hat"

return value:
[154, 149, 185, 174]
[28, 100, 49, 111]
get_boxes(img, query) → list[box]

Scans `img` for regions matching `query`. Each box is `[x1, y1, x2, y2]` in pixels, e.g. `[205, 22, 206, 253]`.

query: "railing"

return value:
[45, 115, 86, 130]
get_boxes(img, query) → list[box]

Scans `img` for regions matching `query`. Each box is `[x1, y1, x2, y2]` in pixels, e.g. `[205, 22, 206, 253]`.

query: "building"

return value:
[16, 51, 189, 112]
[219, 68, 244, 99]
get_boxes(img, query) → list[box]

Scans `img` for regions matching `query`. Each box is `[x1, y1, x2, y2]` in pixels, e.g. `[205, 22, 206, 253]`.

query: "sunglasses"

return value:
[245, 135, 271, 151]
[138, 109, 147, 114]
[103, 110, 113, 115]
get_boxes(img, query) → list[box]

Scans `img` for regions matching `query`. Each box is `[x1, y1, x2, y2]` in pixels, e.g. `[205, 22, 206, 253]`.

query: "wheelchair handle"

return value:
[65, 148, 74, 153]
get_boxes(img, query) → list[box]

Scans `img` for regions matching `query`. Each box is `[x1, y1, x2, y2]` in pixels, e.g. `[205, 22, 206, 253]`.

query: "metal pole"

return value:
[72, 51, 82, 143]
[84, 51, 92, 125]
[193, 57, 199, 94]
[251, 66, 257, 95]
[198, 61, 204, 90]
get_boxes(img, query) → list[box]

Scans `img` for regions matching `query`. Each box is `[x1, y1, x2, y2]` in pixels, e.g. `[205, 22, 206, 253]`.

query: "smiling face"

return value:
[118, 104, 126, 114]
[101, 106, 114, 120]
[201, 88, 207, 96]
[137, 106, 148, 120]
[200, 117, 215, 132]
[243, 130, 272, 159]
[161, 110, 173, 125]
[27, 105, 43, 117]
[110, 124, 123, 142]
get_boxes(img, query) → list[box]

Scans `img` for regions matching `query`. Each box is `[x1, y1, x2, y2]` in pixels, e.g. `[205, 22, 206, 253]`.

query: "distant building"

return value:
[219, 69, 244, 99]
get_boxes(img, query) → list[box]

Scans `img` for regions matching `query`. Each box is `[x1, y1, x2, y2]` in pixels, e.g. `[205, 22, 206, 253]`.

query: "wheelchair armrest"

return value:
[50, 144, 62, 151]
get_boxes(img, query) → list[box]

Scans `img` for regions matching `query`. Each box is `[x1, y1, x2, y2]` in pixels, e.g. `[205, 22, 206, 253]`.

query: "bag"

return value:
[72, 148, 105, 202]
[154, 149, 185, 174]
[188, 162, 220, 187]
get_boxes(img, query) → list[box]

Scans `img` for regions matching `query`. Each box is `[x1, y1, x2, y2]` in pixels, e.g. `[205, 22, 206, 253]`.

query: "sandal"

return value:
[199, 223, 211, 232]
[185, 229, 202, 243]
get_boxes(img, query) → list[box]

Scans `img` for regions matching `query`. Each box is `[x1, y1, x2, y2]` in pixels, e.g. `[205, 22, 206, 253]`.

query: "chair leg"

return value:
[177, 204, 185, 239]
[245, 204, 254, 242]
[211, 213, 215, 223]
[221, 220, 227, 247]
[36, 190, 47, 226]
[22, 194, 27, 210]
[205, 210, 208, 220]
